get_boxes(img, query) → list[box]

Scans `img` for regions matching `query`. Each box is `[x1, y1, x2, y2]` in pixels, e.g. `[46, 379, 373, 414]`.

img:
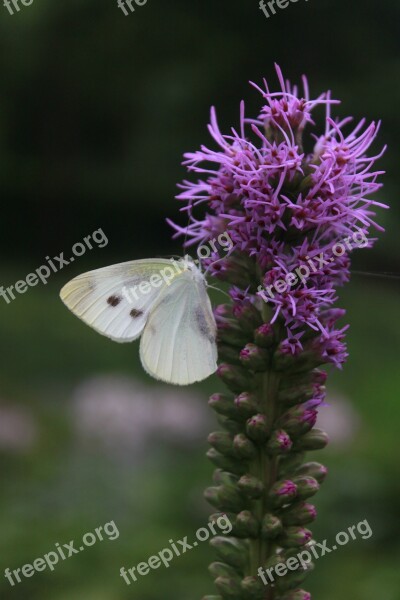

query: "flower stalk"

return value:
[171, 65, 386, 600]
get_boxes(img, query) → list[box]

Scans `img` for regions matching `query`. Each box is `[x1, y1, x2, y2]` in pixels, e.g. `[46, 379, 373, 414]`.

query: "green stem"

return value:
[248, 369, 280, 590]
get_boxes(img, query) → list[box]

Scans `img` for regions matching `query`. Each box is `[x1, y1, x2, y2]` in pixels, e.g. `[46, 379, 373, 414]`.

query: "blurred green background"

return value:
[0, 0, 399, 598]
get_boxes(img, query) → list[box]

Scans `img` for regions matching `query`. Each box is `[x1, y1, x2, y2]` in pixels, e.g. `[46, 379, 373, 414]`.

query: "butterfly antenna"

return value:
[207, 284, 230, 299]
[353, 270, 400, 281]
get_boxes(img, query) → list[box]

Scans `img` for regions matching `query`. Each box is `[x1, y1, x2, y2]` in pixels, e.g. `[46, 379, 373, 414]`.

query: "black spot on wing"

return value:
[130, 309, 144, 318]
[107, 295, 121, 307]
[195, 306, 216, 343]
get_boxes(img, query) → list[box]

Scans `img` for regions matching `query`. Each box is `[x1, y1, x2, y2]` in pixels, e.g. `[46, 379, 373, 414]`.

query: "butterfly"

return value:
[60, 256, 218, 385]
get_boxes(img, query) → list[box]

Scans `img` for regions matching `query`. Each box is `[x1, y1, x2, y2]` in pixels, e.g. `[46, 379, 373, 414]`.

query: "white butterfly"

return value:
[60, 256, 218, 385]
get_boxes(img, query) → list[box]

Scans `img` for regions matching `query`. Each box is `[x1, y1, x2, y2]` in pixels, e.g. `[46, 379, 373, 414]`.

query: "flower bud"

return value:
[278, 452, 306, 476]
[254, 323, 275, 348]
[267, 429, 293, 455]
[261, 513, 283, 539]
[278, 404, 318, 436]
[235, 510, 259, 538]
[273, 346, 324, 373]
[240, 575, 266, 600]
[278, 526, 313, 548]
[281, 502, 317, 526]
[204, 483, 246, 513]
[214, 576, 242, 599]
[234, 392, 259, 418]
[208, 431, 233, 455]
[208, 562, 239, 580]
[218, 344, 243, 366]
[238, 474, 264, 499]
[217, 363, 254, 394]
[216, 414, 243, 435]
[217, 319, 250, 346]
[214, 304, 233, 319]
[213, 469, 239, 486]
[209, 393, 236, 418]
[206, 449, 247, 476]
[278, 384, 316, 406]
[232, 433, 257, 459]
[292, 476, 319, 500]
[275, 562, 314, 593]
[312, 369, 327, 385]
[240, 344, 269, 371]
[246, 414, 269, 442]
[213, 259, 254, 288]
[232, 303, 262, 333]
[294, 428, 329, 451]
[277, 590, 311, 600]
[210, 536, 248, 569]
[295, 461, 328, 483]
[268, 480, 297, 508]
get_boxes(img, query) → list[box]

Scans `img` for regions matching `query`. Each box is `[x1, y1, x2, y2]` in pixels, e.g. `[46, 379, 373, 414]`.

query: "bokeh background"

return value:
[0, 1, 399, 599]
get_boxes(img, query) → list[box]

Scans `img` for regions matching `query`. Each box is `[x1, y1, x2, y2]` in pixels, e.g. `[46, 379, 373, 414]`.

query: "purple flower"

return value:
[170, 65, 387, 369]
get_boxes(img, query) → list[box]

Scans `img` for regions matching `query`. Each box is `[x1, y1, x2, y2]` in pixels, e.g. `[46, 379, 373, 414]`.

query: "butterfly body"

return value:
[60, 256, 218, 385]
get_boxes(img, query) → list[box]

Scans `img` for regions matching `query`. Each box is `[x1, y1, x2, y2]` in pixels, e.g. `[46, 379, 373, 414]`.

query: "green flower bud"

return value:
[232, 303, 262, 333]
[234, 392, 259, 418]
[277, 590, 311, 600]
[210, 536, 248, 569]
[215, 575, 243, 599]
[209, 393, 236, 418]
[277, 404, 318, 436]
[208, 562, 239, 580]
[240, 343, 269, 371]
[241, 575, 266, 600]
[235, 510, 259, 538]
[278, 526, 313, 548]
[233, 433, 257, 459]
[292, 476, 319, 500]
[254, 323, 275, 348]
[268, 480, 298, 508]
[209, 512, 236, 526]
[213, 470, 239, 486]
[218, 344, 243, 366]
[238, 474, 264, 499]
[204, 483, 246, 513]
[295, 461, 328, 483]
[273, 347, 324, 373]
[278, 452, 306, 476]
[275, 563, 314, 593]
[261, 513, 283, 539]
[267, 429, 293, 455]
[208, 431, 234, 455]
[278, 383, 320, 406]
[294, 428, 329, 451]
[217, 414, 243, 435]
[246, 414, 270, 442]
[217, 319, 250, 346]
[206, 449, 247, 476]
[281, 501, 317, 526]
[217, 363, 254, 394]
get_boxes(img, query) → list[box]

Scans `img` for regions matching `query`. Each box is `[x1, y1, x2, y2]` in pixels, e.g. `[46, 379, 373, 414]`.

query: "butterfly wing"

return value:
[139, 270, 218, 385]
[60, 259, 178, 342]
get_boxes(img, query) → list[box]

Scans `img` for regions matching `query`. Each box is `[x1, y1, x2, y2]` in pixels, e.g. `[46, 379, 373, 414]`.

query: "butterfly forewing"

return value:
[60, 259, 176, 342]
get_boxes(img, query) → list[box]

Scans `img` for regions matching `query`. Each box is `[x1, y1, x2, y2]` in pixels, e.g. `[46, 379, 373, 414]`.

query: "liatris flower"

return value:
[170, 65, 386, 600]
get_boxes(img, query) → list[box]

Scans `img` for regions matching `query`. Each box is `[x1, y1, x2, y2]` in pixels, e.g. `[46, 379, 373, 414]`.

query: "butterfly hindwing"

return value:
[139, 269, 217, 385]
